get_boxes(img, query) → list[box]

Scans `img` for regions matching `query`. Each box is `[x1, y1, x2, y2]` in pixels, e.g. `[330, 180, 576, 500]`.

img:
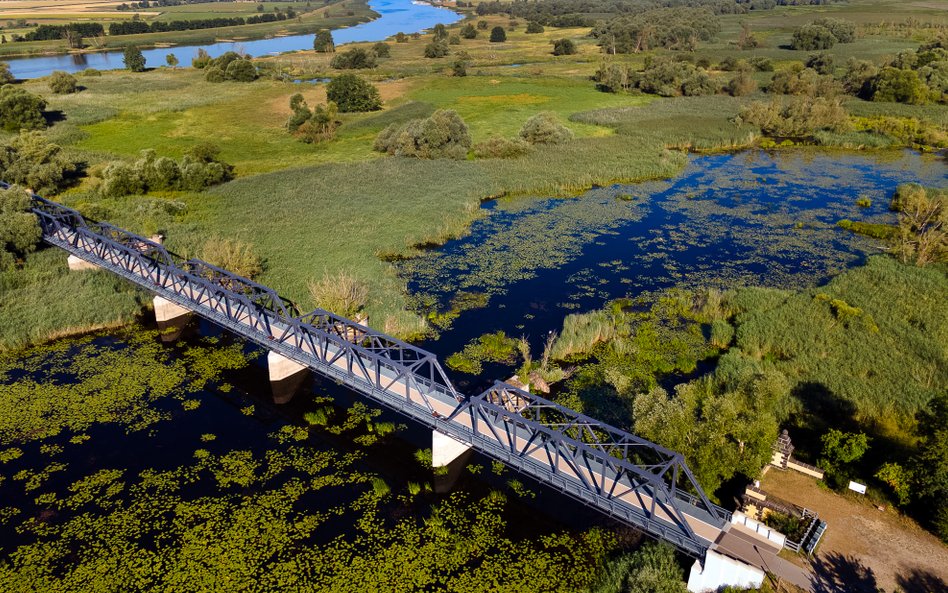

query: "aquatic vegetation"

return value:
[446, 331, 520, 374]
[836, 218, 897, 240]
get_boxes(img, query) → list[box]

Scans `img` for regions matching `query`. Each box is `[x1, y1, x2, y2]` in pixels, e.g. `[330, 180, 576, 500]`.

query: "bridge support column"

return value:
[687, 550, 764, 593]
[153, 296, 191, 323]
[432, 430, 473, 493]
[67, 254, 99, 271]
[268, 351, 309, 404]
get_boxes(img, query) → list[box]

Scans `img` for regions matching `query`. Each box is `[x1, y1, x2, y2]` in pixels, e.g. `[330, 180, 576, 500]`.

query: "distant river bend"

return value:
[5, 0, 461, 79]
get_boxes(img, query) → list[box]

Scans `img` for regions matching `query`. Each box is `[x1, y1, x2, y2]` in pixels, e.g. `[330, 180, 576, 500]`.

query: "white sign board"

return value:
[848, 481, 867, 495]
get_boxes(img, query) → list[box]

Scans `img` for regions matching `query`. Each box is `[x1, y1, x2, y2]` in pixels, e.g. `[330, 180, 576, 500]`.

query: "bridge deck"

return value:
[20, 189, 737, 559]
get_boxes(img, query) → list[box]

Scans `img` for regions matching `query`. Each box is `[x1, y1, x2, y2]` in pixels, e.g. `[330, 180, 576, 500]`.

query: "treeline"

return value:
[23, 23, 104, 41]
[118, 0, 311, 8]
[108, 10, 294, 36]
[592, 8, 721, 52]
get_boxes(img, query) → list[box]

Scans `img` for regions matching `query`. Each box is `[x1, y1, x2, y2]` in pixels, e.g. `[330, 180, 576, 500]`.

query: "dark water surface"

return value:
[5, 0, 460, 79]
[402, 149, 947, 371]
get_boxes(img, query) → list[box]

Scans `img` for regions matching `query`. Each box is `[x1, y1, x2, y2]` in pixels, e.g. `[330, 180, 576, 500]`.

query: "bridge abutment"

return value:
[432, 430, 473, 493]
[153, 296, 192, 323]
[687, 549, 765, 593]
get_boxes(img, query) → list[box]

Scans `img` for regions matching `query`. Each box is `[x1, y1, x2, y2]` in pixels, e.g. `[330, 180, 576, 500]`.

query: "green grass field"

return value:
[3, 0, 947, 349]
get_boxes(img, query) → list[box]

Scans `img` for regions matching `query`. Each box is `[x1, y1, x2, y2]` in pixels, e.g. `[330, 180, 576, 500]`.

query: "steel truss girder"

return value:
[15, 184, 729, 557]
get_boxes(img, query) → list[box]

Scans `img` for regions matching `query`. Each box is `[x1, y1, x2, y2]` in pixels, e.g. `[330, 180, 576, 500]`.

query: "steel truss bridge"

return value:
[17, 186, 732, 557]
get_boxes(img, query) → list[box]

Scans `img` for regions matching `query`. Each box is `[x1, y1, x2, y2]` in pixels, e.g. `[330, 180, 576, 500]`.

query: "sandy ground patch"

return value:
[760, 470, 948, 593]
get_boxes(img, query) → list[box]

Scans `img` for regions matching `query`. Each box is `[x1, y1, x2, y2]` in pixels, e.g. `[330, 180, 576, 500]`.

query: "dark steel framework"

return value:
[14, 185, 730, 557]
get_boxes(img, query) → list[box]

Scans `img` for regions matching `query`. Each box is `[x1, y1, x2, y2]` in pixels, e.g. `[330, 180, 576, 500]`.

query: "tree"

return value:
[326, 74, 382, 112]
[0, 62, 14, 84]
[123, 45, 146, 72]
[737, 97, 848, 137]
[48, 71, 78, 94]
[806, 52, 835, 75]
[331, 48, 377, 69]
[813, 17, 856, 43]
[0, 86, 47, 132]
[373, 109, 471, 160]
[490, 26, 506, 43]
[424, 40, 450, 58]
[890, 184, 947, 266]
[372, 42, 390, 58]
[552, 38, 577, 56]
[589, 542, 686, 593]
[519, 112, 573, 145]
[452, 57, 468, 77]
[0, 184, 41, 271]
[313, 29, 334, 53]
[911, 393, 948, 541]
[869, 67, 930, 105]
[0, 131, 79, 194]
[224, 58, 257, 82]
[166, 53, 179, 69]
[432, 23, 448, 41]
[461, 23, 477, 39]
[525, 22, 544, 34]
[791, 24, 837, 51]
[821, 429, 870, 469]
[192, 48, 211, 69]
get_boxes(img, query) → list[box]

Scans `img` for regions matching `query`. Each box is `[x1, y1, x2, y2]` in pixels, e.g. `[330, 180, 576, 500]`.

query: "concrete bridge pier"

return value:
[687, 549, 765, 593]
[432, 430, 473, 493]
[67, 254, 99, 271]
[268, 351, 309, 404]
[153, 295, 193, 342]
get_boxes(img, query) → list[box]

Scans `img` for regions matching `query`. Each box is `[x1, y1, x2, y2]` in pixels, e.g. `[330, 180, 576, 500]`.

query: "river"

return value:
[3, 0, 461, 79]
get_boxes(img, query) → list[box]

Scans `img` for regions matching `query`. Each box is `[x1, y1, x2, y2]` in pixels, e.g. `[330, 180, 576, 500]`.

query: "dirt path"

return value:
[760, 470, 948, 593]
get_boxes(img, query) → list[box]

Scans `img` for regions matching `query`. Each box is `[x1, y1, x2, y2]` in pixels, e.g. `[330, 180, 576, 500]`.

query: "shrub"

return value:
[80, 68, 101, 77]
[749, 57, 774, 72]
[99, 148, 232, 197]
[552, 38, 576, 56]
[519, 112, 573, 145]
[201, 236, 263, 279]
[791, 24, 837, 51]
[204, 66, 225, 83]
[123, 46, 146, 72]
[737, 96, 849, 138]
[638, 58, 715, 97]
[313, 29, 334, 52]
[813, 17, 856, 44]
[719, 57, 750, 72]
[477, 20, 488, 30]
[331, 48, 377, 69]
[373, 109, 471, 159]
[593, 8, 720, 53]
[525, 21, 544, 34]
[394, 32, 408, 43]
[727, 71, 757, 96]
[432, 23, 448, 41]
[461, 23, 477, 39]
[452, 57, 468, 77]
[0, 131, 79, 194]
[448, 35, 461, 46]
[806, 52, 835, 75]
[869, 67, 930, 105]
[593, 64, 639, 93]
[326, 74, 382, 112]
[0, 62, 14, 85]
[165, 53, 179, 69]
[841, 59, 878, 96]
[308, 270, 369, 318]
[490, 26, 506, 43]
[224, 58, 257, 82]
[192, 48, 211, 69]
[472, 136, 532, 158]
[890, 183, 947, 266]
[424, 40, 450, 58]
[0, 184, 42, 270]
[0, 86, 46, 132]
[372, 42, 390, 58]
[768, 63, 839, 97]
[48, 71, 78, 94]
[292, 100, 340, 144]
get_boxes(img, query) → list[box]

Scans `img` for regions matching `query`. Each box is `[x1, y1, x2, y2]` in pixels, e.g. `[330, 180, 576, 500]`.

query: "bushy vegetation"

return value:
[313, 29, 335, 53]
[200, 236, 263, 279]
[0, 184, 41, 271]
[326, 74, 381, 113]
[98, 147, 233, 197]
[519, 112, 573, 145]
[890, 183, 947, 267]
[768, 63, 839, 97]
[595, 57, 717, 97]
[0, 86, 46, 132]
[791, 18, 856, 51]
[0, 62, 14, 85]
[123, 46, 146, 72]
[424, 40, 451, 58]
[592, 9, 720, 53]
[48, 71, 78, 95]
[331, 48, 377, 70]
[286, 94, 340, 144]
[552, 39, 577, 56]
[736, 96, 848, 138]
[198, 52, 257, 83]
[374, 110, 471, 159]
[308, 270, 369, 318]
[0, 131, 80, 195]
[490, 26, 507, 43]
[472, 136, 532, 159]
[446, 331, 520, 374]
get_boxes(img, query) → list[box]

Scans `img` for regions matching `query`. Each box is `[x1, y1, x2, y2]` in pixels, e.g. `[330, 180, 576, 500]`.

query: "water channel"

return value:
[3, 0, 461, 79]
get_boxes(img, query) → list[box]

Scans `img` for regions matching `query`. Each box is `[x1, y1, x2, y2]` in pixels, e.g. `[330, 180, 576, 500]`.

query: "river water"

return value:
[3, 0, 460, 79]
